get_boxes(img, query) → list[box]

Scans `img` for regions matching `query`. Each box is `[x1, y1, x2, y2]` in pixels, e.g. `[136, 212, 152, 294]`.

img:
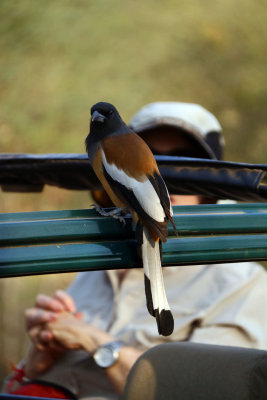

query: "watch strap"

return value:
[104, 340, 125, 352]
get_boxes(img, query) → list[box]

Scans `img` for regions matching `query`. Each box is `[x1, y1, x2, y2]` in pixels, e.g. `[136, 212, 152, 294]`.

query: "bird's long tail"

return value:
[138, 224, 174, 336]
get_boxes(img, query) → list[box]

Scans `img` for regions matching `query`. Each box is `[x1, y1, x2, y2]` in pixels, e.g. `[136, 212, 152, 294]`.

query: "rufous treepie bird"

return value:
[85, 102, 176, 336]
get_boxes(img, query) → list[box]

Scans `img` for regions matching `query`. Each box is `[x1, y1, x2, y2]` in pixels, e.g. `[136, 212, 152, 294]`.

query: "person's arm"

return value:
[24, 290, 142, 393]
[106, 346, 143, 394]
[46, 312, 143, 394]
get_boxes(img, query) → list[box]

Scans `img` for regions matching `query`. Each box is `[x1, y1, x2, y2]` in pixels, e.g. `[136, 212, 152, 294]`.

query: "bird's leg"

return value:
[90, 204, 129, 226]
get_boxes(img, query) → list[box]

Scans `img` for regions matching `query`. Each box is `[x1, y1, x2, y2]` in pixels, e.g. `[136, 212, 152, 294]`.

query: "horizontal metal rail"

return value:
[1, 204, 267, 278]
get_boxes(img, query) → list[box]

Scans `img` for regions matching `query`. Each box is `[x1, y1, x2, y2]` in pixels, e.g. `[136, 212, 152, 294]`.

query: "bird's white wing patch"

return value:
[101, 149, 165, 222]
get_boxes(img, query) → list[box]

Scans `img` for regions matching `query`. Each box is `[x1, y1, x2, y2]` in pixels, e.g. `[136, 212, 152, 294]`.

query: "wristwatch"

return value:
[93, 340, 125, 368]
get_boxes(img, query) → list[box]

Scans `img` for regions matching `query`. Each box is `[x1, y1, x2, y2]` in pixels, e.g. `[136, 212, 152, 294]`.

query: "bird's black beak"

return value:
[91, 110, 106, 123]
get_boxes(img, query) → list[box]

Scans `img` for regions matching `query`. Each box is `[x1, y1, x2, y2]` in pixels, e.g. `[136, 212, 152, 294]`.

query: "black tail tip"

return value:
[155, 309, 174, 336]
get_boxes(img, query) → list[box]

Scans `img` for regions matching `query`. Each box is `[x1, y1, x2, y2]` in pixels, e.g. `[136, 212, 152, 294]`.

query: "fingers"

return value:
[28, 325, 53, 350]
[54, 290, 76, 313]
[25, 308, 58, 331]
[25, 290, 78, 352]
[35, 291, 76, 313]
[35, 293, 65, 313]
[28, 324, 66, 352]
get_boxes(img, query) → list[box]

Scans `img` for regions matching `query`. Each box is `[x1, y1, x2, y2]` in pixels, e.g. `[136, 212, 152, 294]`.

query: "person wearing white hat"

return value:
[4, 102, 267, 400]
[129, 101, 224, 160]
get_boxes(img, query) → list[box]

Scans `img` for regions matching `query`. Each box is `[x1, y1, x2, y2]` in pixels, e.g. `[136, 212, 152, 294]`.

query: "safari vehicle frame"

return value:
[1, 153, 267, 399]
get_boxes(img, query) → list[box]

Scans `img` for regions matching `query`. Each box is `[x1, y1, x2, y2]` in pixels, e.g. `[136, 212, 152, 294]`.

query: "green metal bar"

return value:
[0, 240, 138, 277]
[1, 234, 267, 278]
[0, 208, 96, 222]
[1, 203, 267, 278]
[0, 217, 133, 245]
[1, 203, 267, 222]
[1, 204, 267, 245]
[164, 235, 267, 264]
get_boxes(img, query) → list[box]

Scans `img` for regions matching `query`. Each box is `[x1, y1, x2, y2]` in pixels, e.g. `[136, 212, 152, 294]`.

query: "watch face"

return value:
[94, 347, 115, 368]
[93, 341, 124, 368]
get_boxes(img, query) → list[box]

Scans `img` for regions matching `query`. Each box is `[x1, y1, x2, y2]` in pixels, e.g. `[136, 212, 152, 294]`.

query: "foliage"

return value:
[0, 1, 267, 163]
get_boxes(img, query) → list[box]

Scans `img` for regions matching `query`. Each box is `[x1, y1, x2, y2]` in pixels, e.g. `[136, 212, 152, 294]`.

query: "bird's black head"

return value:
[90, 102, 126, 136]
[86, 102, 129, 160]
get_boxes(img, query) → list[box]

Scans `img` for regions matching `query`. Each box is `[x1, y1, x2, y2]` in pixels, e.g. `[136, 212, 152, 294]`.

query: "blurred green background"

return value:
[1, 0, 267, 384]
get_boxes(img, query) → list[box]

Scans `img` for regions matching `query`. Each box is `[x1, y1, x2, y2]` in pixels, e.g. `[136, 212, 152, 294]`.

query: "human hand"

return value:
[25, 290, 78, 350]
[47, 312, 115, 354]
[24, 290, 80, 379]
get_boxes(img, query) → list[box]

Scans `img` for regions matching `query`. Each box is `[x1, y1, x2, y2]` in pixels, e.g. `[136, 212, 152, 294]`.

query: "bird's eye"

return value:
[108, 110, 114, 116]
